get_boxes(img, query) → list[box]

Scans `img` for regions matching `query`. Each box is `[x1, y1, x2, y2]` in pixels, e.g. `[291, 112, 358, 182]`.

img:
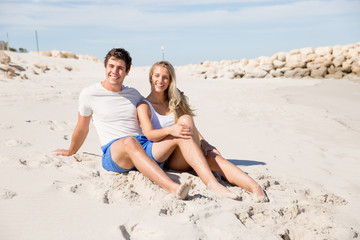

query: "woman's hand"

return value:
[169, 122, 192, 139]
[201, 140, 219, 156]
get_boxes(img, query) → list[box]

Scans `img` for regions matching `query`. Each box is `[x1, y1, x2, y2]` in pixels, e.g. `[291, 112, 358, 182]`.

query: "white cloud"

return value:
[0, 0, 359, 32]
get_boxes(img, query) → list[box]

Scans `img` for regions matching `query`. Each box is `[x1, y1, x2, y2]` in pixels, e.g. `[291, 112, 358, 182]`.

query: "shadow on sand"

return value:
[228, 159, 266, 166]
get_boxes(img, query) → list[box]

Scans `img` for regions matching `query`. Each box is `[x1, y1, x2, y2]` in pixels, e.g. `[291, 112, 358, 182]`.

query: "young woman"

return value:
[137, 61, 269, 202]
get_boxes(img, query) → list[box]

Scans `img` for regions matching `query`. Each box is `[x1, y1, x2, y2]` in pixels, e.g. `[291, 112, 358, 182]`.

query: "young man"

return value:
[54, 48, 191, 199]
[55, 48, 238, 200]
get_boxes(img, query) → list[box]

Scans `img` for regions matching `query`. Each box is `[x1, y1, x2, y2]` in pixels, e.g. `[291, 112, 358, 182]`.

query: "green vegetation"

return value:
[9, 47, 28, 53]
[19, 48, 27, 53]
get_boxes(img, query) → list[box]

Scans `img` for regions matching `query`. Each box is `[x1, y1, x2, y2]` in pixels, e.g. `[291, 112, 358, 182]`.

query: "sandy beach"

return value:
[0, 49, 359, 240]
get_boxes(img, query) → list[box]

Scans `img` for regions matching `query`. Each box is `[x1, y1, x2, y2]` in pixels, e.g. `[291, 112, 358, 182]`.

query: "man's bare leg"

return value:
[110, 136, 191, 199]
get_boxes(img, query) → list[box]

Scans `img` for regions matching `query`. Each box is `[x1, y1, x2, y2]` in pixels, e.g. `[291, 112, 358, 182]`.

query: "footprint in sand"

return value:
[235, 207, 256, 228]
[312, 192, 347, 205]
[279, 229, 291, 240]
[53, 179, 117, 205]
[235, 205, 277, 228]
[257, 174, 284, 191]
[40, 154, 65, 168]
[52, 180, 83, 194]
[158, 200, 186, 216]
[119, 225, 131, 240]
[226, 172, 357, 240]
[119, 223, 154, 240]
[0, 188, 17, 200]
[297, 188, 347, 205]
[277, 204, 306, 221]
[39, 154, 86, 168]
[1, 139, 32, 147]
[102, 188, 140, 204]
[0, 123, 14, 129]
[25, 120, 73, 131]
[0, 156, 13, 164]
[72, 152, 101, 162]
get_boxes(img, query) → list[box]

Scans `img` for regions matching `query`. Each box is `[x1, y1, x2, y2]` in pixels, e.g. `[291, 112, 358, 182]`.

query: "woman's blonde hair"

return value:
[149, 61, 195, 122]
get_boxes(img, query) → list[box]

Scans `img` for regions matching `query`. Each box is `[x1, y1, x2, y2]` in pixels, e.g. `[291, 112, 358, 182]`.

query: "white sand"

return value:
[0, 51, 359, 240]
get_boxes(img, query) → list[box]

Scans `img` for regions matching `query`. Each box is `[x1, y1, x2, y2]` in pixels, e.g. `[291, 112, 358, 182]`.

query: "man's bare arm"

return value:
[54, 113, 91, 156]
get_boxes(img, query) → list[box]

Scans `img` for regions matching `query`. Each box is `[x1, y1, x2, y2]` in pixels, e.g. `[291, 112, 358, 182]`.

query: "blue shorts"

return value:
[101, 135, 163, 173]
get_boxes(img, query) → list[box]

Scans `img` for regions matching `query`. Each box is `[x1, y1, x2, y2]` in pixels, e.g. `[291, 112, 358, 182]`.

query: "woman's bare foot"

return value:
[175, 179, 192, 200]
[207, 180, 239, 200]
[252, 185, 269, 203]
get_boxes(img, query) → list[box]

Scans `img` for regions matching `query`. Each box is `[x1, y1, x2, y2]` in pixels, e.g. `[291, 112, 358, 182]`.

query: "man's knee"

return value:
[111, 137, 139, 169]
[122, 136, 141, 150]
[112, 136, 140, 152]
[111, 136, 141, 162]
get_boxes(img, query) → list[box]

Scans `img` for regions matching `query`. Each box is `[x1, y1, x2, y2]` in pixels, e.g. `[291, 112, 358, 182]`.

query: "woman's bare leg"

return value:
[165, 123, 201, 171]
[206, 150, 269, 202]
[152, 115, 238, 199]
[164, 118, 268, 202]
[110, 136, 191, 199]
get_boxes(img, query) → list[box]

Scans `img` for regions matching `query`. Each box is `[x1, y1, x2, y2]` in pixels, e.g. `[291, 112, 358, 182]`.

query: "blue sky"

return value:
[1, 0, 359, 66]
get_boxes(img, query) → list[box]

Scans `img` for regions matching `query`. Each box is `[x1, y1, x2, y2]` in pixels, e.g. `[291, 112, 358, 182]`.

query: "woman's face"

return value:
[151, 66, 170, 93]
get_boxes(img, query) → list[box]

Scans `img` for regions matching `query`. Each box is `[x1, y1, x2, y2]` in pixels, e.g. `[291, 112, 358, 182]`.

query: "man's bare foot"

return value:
[175, 179, 192, 200]
[252, 185, 269, 203]
[207, 181, 239, 200]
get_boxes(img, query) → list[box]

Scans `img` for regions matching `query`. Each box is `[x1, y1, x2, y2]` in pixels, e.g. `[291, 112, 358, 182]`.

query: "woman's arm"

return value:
[137, 102, 191, 142]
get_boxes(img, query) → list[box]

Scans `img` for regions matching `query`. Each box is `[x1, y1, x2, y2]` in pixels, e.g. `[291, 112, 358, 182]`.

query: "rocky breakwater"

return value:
[193, 42, 360, 80]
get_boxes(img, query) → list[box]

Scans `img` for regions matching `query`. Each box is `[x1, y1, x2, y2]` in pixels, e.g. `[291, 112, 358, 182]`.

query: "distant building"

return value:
[1, 41, 9, 51]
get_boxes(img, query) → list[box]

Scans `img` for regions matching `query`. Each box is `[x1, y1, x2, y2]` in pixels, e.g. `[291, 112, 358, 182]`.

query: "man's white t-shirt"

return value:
[79, 83, 144, 146]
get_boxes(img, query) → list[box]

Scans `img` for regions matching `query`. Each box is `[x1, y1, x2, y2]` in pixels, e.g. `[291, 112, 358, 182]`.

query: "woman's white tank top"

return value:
[142, 99, 175, 129]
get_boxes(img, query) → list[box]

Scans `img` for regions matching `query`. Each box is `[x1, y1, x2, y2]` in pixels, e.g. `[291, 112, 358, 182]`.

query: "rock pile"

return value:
[30, 50, 102, 63]
[193, 42, 360, 79]
[0, 51, 27, 79]
[0, 50, 103, 79]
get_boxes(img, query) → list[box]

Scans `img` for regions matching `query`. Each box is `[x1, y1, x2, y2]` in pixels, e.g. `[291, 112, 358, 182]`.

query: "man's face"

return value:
[105, 57, 129, 87]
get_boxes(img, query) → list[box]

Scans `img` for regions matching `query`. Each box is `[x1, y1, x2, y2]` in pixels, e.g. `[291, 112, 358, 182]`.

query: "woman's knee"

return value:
[178, 114, 194, 127]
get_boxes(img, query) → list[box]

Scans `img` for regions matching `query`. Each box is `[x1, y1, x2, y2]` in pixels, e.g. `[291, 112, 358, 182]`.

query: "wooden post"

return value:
[35, 31, 39, 53]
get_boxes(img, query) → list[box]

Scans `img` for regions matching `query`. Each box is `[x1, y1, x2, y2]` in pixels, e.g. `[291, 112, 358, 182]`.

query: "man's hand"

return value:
[53, 114, 91, 157]
[53, 149, 73, 156]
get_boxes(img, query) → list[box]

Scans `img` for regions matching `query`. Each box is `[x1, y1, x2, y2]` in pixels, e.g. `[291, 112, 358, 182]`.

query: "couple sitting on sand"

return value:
[55, 48, 268, 202]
